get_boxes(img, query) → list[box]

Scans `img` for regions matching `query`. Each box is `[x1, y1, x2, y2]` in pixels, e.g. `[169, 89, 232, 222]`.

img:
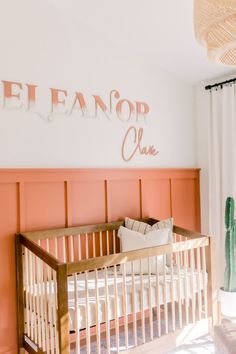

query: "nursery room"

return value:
[1, 0, 236, 353]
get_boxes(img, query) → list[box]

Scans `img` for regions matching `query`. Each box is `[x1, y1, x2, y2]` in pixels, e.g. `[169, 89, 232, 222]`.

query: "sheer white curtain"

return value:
[209, 84, 236, 287]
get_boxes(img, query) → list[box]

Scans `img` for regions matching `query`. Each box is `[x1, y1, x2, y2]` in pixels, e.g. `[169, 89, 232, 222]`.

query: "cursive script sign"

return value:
[122, 127, 158, 162]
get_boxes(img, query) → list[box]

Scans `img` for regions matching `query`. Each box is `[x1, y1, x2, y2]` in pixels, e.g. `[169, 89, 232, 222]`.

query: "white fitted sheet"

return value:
[67, 267, 207, 330]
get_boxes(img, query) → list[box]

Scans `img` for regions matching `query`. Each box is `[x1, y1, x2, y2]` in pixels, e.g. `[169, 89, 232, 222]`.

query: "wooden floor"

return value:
[164, 334, 215, 354]
[74, 316, 213, 354]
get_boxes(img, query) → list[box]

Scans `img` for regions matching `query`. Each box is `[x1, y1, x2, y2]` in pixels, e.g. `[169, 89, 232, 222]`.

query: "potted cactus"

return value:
[218, 197, 236, 317]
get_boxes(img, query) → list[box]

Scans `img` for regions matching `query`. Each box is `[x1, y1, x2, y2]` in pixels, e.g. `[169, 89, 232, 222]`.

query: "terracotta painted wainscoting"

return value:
[0, 168, 200, 354]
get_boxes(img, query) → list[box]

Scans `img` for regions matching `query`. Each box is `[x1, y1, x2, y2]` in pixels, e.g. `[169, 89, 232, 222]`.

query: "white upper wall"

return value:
[1, 1, 234, 169]
[0, 0, 197, 168]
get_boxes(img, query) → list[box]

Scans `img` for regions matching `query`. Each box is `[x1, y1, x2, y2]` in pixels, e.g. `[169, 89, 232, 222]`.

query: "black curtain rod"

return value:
[205, 77, 236, 90]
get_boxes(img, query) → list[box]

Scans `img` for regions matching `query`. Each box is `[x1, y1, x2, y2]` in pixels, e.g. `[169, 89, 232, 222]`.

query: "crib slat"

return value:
[85, 233, 89, 259]
[52, 269, 59, 354]
[78, 234, 81, 261]
[184, 250, 189, 326]
[73, 273, 80, 353]
[99, 231, 103, 256]
[38, 256, 46, 352]
[201, 246, 208, 318]
[155, 256, 161, 337]
[180, 236, 184, 265]
[148, 257, 153, 341]
[32, 254, 38, 344]
[24, 248, 30, 338]
[27, 250, 32, 340]
[43, 262, 50, 354]
[190, 248, 196, 324]
[122, 263, 129, 349]
[131, 261, 137, 346]
[43, 238, 52, 353]
[54, 237, 58, 259]
[85, 271, 91, 354]
[62, 236, 66, 263]
[49, 267, 55, 352]
[163, 254, 168, 334]
[69, 235, 74, 262]
[140, 259, 145, 343]
[104, 267, 111, 352]
[113, 265, 120, 353]
[197, 247, 202, 320]
[113, 230, 116, 254]
[29, 251, 34, 340]
[33, 256, 38, 347]
[106, 230, 110, 255]
[46, 239, 55, 352]
[170, 252, 175, 332]
[35, 256, 42, 348]
[176, 252, 183, 329]
[92, 232, 96, 258]
[95, 269, 101, 354]
[23, 247, 30, 337]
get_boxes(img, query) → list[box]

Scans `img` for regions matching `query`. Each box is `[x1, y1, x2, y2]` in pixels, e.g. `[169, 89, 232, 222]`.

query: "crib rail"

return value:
[68, 237, 210, 354]
[67, 236, 208, 274]
[22, 221, 124, 240]
[21, 221, 123, 263]
[16, 221, 216, 354]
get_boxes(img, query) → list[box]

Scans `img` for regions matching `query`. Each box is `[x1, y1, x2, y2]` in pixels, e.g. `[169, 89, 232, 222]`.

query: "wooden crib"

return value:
[16, 219, 217, 354]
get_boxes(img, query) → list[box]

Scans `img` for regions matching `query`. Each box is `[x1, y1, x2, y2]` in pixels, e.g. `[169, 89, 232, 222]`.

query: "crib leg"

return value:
[57, 264, 70, 354]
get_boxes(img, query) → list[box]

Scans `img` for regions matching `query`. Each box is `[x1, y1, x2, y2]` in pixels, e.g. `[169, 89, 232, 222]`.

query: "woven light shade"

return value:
[194, 0, 236, 66]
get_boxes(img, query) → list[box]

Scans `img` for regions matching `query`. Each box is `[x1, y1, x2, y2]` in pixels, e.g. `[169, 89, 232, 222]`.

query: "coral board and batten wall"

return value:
[0, 168, 200, 353]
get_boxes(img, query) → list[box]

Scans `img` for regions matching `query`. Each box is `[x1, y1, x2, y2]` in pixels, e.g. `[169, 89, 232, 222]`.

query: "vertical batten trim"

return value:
[195, 171, 201, 231]
[104, 179, 108, 223]
[65, 181, 70, 227]
[18, 182, 25, 232]
[139, 179, 143, 219]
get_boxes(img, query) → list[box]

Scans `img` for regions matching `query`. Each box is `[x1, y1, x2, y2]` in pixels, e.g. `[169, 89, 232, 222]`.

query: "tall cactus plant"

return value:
[224, 197, 236, 292]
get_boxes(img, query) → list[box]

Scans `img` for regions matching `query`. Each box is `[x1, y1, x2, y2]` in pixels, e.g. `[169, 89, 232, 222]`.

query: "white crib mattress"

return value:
[67, 267, 207, 330]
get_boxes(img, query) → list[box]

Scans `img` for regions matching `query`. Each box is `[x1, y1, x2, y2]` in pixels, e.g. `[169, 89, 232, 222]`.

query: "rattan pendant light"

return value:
[194, 0, 236, 66]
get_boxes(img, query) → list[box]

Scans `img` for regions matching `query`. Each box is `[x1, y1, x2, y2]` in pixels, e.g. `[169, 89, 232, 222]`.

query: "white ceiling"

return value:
[53, 0, 235, 85]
